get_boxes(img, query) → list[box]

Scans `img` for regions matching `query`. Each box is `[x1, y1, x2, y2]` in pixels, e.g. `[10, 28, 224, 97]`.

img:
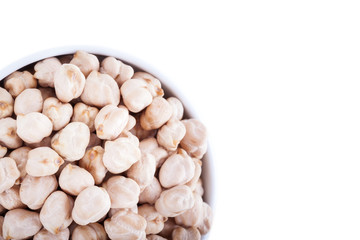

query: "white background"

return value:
[1, 1, 360, 239]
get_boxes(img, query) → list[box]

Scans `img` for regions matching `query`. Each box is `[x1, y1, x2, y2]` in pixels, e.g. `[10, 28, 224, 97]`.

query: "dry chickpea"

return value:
[140, 97, 172, 130]
[0, 145, 6, 158]
[0, 157, 20, 193]
[70, 50, 100, 77]
[156, 119, 186, 151]
[175, 193, 203, 227]
[39, 87, 56, 100]
[115, 130, 140, 147]
[40, 191, 74, 234]
[155, 185, 195, 218]
[138, 204, 167, 235]
[80, 71, 120, 108]
[34, 228, 70, 240]
[72, 186, 111, 225]
[34, 57, 62, 88]
[26, 147, 64, 177]
[159, 149, 195, 188]
[42, 97, 73, 131]
[120, 78, 153, 113]
[130, 115, 157, 140]
[104, 208, 147, 240]
[197, 202, 213, 235]
[72, 102, 99, 132]
[14, 88, 43, 115]
[79, 146, 107, 185]
[94, 105, 129, 140]
[0, 185, 26, 210]
[51, 122, 90, 161]
[180, 119, 208, 159]
[147, 235, 168, 240]
[100, 56, 134, 86]
[124, 114, 136, 131]
[2, 209, 42, 239]
[72, 222, 107, 240]
[0, 117, 23, 149]
[4, 71, 37, 97]
[172, 226, 201, 240]
[54, 64, 86, 103]
[103, 140, 141, 174]
[132, 72, 164, 98]
[87, 133, 102, 148]
[102, 176, 140, 209]
[158, 218, 178, 239]
[127, 153, 156, 191]
[19, 174, 58, 210]
[108, 205, 138, 218]
[139, 137, 168, 168]
[0, 87, 14, 119]
[9, 146, 30, 184]
[59, 164, 95, 196]
[167, 97, 184, 120]
[16, 112, 53, 144]
[139, 177, 162, 205]
[186, 158, 202, 190]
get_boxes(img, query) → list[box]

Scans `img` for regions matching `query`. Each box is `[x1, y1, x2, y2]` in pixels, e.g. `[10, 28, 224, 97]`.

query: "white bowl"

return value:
[0, 45, 215, 238]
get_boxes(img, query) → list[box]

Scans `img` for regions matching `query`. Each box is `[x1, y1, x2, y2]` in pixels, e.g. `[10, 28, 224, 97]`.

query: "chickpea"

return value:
[115, 130, 140, 147]
[102, 176, 140, 209]
[0, 145, 7, 158]
[0, 185, 26, 210]
[127, 153, 156, 191]
[103, 140, 141, 174]
[130, 114, 157, 140]
[59, 164, 95, 196]
[146, 235, 167, 240]
[139, 177, 162, 205]
[16, 112, 53, 144]
[20, 174, 58, 210]
[0, 157, 20, 193]
[139, 137, 168, 168]
[54, 64, 86, 103]
[158, 218, 178, 239]
[79, 146, 107, 185]
[2, 209, 42, 239]
[51, 122, 90, 161]
[33, 228, 70, 240]
[120, 78, 153, 113]
[42, 97, 73, 131]
[72, 186, 111, 225]
[186, 158, 202, 190]
[34, 57, 62, 88]
[155, 185, 195, 217]
[196, 202, 213, 235]
[156, 119, 186, 151]
[175, 193, 203, 227]
[0, 87, 14, 119]
[138, 204, 167, 235]
[108, 205, 138, 217]
[39, 87, 56, 100]
[94, 105, 129, 140]
[159, 149, 195, 188]
[194, 179, 204, 197]
[124, 114, 136, 131]
[87, 133, 102, 148]
[0, 117, 23, 149]
[80, 71, 120, 108]
[10, 146, 31, 184]
[72, 222, 107, 240]
[104, 208, 147, 240]
[70, 50, 100, 77]
[26, 147, 64, 177]
[172, 227, 201, 240]
[167, 97, 184, 120]
[140, 97, 172, 130]
[180, 119, 208, 159]
[132, 72, 164, 98]
[100, 56, 134, 86]
[72, 102, 99, 132]
[4, 70, 37, 97]
[40, 191, 74, 234]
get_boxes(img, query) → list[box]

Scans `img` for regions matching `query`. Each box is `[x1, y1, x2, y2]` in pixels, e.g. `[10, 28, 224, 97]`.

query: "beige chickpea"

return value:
[70, 50, 100, 77]
[87, 133, 102, 148]
[0, 145, 7, 158]
[157, 119, 186, 151]
[34, 57, 62, 88]
[72, 102, 99, 132]
[72, 186, 111, 225]
[139, 137, 168, 168]
[140, 97, 172, 130]
[124, 114, 136, 131]
[120, 78, 153, 113]
[186, 158, 202, 190]
[54, 64, 86, 103]
[51, 122, 90, 161]
[79, 146, 107, 185]
[2, 209, 42, 240]
[127, 153, 156, 191]
[20, 174, 58, 210]
[130, 115, 157, 140]
[39, 87, 56, 100]
[180, 119, 208, 159]
[159, 149, 195, 188]
[172, 227, 201, 240]
[175, 193, 203, 227]
[42, 97, 73, 131]
[102, 176, 140, 209]
[26, 147, 64, 177]
[34, 228, 70, 240]
[0, 157, 20, 193]
[132, 72, 164, 98]
[108, 205, 138, 218]
[103, 140, 141, 174]
[40, 191, 74, 234]
[139, 177, 162, 205]
[100, 56, 134, 86]
[158, 218, 178, 239]
[155, 185, 195, 218]
[80, 71, 120, 108]
[72, 222, 107, 240]
[147, 235, 167, 240]
[167, 97, 184, 120]
[4, 71, 37, 97]
[9, 146, 31, 184]
[115, 130, 140, 147]
[138, 204, 167, 235]
[16, 112, 53, 144]
[0, 117, 23, 149]
[196, 202, 213, 235]
[104, 208, 147, 240]
[0, 87, 14, 119]
[0, 185, 26, 210]
[95, 105, 129, 140]
[59, 164, 94, 196]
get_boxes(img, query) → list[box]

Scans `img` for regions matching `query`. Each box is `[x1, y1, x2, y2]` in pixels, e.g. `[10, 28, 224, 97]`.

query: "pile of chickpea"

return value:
[0, 51, 212, 240]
